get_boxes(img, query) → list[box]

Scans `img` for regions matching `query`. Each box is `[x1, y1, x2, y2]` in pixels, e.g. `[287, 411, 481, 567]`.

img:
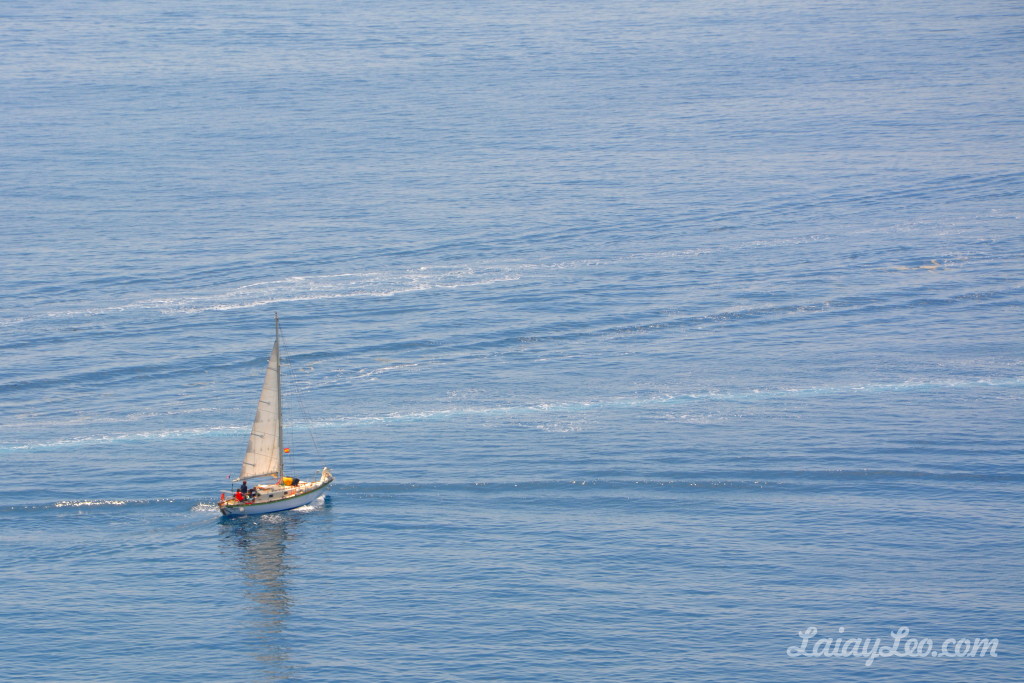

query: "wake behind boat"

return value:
[218, 315, 333, 517]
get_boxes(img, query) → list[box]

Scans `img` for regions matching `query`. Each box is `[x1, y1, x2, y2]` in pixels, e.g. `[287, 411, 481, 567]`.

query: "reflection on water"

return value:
[219, 513, 307, 681]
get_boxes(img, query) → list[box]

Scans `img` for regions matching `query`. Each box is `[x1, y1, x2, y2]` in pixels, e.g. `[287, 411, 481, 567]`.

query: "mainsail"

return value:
[240, 319, 284, 480]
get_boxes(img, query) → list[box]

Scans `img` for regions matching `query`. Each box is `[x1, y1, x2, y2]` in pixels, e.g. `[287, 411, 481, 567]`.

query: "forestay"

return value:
[240, 323, 283, 480]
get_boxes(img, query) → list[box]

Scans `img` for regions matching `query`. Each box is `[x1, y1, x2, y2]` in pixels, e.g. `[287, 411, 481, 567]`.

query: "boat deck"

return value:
[218, 468, 333, 513]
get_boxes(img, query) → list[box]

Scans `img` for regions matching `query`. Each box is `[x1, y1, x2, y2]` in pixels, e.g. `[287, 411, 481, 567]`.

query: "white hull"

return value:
[219, 469, 333, 517]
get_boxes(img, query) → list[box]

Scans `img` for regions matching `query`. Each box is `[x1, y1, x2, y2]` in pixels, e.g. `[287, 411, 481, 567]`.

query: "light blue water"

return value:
[1, 1, 1022, 680]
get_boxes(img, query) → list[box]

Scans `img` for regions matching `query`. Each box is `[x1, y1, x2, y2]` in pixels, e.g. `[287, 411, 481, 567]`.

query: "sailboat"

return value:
[218, 314, 334, 517]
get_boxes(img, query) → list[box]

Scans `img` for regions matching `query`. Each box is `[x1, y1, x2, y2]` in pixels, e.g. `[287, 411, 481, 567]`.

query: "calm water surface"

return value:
[1, 1, 1021, 681]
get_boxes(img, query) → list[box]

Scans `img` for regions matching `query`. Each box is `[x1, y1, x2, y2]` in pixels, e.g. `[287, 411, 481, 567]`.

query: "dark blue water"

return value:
[1, 1, 1021, 680]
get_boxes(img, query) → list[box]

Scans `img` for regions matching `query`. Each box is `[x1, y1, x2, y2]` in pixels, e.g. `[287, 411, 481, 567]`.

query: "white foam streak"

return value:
[299, 376, 1024, 429]
[54, 499, 131, 508]
[1, 251, 718, 327]
[4, 267, 525, 325]
[4, 424, 248, 451]
[6, 377, 1019, 452]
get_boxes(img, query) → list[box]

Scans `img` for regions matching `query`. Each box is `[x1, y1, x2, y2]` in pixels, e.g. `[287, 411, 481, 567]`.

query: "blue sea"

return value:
[1, 0, 1021, 680]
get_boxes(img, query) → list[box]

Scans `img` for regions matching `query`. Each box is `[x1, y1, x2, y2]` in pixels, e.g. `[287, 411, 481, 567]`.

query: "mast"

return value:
[275, 312, 284, 477]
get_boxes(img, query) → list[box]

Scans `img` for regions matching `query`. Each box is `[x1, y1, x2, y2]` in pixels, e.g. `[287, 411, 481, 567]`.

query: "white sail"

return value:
[240, 323, 284, 480]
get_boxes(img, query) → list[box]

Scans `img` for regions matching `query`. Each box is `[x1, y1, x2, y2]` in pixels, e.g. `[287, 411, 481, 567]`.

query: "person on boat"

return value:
[234, 489, 245, 502]
[240, 480, 248, 496]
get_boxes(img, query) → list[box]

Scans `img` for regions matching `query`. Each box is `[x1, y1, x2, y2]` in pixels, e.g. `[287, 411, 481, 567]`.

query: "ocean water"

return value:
[1, 0, 1022, 680]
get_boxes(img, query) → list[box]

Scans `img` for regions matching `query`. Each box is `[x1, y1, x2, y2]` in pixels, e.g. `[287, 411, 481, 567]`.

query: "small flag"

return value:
[284, 448, 290, 453]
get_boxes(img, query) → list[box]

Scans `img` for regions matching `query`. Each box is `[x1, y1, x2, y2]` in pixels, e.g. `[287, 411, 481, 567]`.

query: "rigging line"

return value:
[277, 317, 324, 461]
